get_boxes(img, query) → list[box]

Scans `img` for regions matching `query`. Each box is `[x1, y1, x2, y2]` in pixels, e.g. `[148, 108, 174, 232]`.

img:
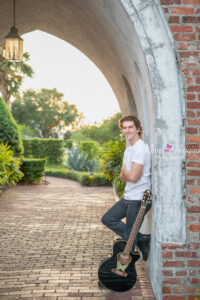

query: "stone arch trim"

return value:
[120, 1, 186, 298]
[122, 75, 138, 116]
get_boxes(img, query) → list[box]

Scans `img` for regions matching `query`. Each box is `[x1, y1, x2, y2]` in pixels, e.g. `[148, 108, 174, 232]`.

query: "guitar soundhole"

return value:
[119, 253, 129, 259]
[118, 252, 132, 264]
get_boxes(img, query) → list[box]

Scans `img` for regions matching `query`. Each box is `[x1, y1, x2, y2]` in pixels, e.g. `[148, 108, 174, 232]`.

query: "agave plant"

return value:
[65, 148, 89, 171]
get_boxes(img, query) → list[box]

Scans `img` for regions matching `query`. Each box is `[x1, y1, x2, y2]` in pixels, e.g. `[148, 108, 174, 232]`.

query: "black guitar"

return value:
[98, 189, 152, 292]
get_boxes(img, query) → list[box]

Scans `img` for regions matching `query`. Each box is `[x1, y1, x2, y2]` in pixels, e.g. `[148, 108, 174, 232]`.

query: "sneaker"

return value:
[137, 233, 151, 261]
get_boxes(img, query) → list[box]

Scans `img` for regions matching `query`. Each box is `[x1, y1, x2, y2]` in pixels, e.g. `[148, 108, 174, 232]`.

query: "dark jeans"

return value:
[101, 198, 151, 250]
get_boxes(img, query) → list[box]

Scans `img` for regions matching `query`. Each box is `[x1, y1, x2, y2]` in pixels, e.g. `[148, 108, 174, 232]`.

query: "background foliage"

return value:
[23, 138, 64, 164]
[0, 143, 23, 192]
[69, 112, 122, 143]
[11, 88, 80, 138]
[102, 135, 126, 196]
[0, 47, 33, 104]
[102, 135, 125, 180]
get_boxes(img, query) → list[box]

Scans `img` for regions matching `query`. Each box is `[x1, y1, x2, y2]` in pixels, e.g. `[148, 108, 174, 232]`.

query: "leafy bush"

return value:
[23, 138, 64, 164]
[20, 158, 46, 183]
[79, 140, 101, 160]
[102, 135, 126, 180]
[0, 143, 23, 191]
[113, 175, 126, 198]
[0, 97, 24, 156]
[102, 135, 126, 197]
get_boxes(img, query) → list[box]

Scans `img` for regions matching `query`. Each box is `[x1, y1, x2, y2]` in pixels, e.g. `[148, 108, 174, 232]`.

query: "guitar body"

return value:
[98, 240, 140, 292]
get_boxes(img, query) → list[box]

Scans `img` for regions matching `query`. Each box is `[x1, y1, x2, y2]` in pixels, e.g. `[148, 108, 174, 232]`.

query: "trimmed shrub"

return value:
[45, 168, 82, 182]
[80, 173, 111, 186]
[20, 158, 46, 183]
[23, 138, 64, 164]
[0, 97, 23, 156]
[0, 143, 23, 192]
[45, 165, 111, 187]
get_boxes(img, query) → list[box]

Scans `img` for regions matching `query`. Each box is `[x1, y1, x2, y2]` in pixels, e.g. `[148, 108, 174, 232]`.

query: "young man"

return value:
[101, 115, 151, 260]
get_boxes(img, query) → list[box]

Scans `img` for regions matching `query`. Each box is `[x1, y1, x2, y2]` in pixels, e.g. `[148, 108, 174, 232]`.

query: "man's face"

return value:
[121, 120, 140, 142]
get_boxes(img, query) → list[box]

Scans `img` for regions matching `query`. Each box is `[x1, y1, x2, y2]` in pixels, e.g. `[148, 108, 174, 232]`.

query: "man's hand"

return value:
[120, 162, 143, 183]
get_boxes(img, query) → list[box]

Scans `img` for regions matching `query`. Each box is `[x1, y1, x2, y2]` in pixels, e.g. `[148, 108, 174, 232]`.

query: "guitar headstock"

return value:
[141, 189, 152, 207]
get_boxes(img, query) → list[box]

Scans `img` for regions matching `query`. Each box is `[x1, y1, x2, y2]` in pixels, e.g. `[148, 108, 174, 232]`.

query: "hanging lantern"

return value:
[4, 0, 23, 61]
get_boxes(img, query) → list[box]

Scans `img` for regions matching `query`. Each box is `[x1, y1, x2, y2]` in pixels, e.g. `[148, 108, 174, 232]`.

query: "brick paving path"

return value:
[0, 177, 155, 300]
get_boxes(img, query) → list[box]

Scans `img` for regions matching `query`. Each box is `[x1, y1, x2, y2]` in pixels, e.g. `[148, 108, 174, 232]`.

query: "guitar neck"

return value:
[123, 204, 146, 255]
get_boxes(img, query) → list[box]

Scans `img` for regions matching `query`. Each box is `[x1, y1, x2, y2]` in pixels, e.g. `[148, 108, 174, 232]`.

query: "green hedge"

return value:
[80, 173, 111, 186]
[23, 138, 64, 164]
[45, 165, 111, 186]
[20, 158, 46, 183]
[0, 97, 23, 156]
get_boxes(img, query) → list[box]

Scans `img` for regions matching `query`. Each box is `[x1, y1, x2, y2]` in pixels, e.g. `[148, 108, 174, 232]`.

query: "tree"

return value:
[0, 47, 34, 105]
[11, 88, 80, 138]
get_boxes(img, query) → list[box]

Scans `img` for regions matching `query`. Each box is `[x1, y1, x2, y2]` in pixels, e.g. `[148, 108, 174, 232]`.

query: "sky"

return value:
[21, 30, 120, 126]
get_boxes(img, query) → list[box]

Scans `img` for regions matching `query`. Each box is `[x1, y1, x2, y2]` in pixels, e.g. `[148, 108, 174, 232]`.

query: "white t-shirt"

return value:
[123, 139, 151, 200]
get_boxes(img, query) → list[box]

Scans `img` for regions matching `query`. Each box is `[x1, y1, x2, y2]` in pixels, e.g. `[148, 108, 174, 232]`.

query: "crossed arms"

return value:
[120, 162, 143, 183]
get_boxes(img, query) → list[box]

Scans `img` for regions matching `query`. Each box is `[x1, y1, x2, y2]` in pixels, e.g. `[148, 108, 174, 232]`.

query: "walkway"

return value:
[0, 177, 155, 300]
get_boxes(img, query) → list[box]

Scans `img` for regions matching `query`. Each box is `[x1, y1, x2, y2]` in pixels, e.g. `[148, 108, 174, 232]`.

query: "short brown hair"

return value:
[119, 115, 143, 136]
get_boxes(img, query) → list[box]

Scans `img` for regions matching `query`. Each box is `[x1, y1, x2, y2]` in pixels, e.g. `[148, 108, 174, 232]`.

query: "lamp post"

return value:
[4, 0, 23, 61]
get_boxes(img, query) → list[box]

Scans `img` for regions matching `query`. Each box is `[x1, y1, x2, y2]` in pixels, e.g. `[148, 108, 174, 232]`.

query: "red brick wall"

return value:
[160, 1, 200, 299]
